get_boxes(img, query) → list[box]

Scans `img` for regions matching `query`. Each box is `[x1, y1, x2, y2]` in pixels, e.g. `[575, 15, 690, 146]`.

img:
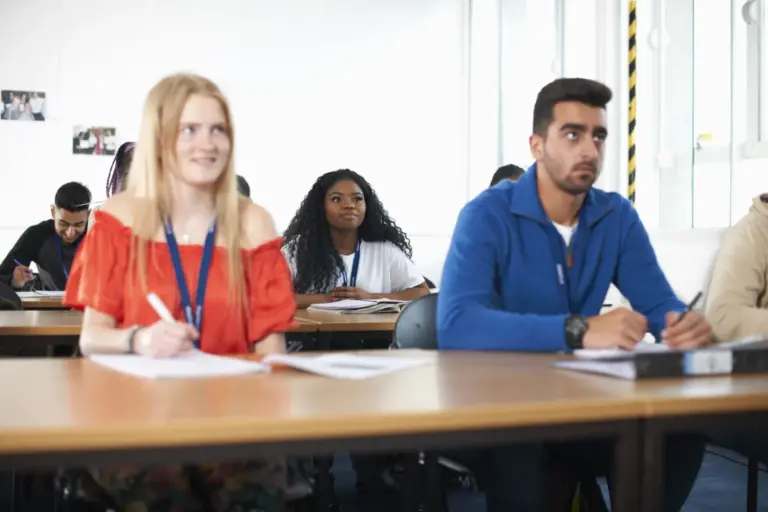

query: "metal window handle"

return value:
[743, 0, 758, 24]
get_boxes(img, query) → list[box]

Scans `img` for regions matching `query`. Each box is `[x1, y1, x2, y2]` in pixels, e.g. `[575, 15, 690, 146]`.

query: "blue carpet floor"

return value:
[334, 447, 768, 511]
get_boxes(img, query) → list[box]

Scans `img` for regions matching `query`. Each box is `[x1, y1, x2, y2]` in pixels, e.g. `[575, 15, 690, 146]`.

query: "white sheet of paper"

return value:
[89, 350, 270, 379]
[555, 359, 637, 379]
[308, 299, 376, 310]
[573, 342, 670, 360]
[264, 353, 431, 379]
[16, 291, 65, 297]
[308, 298, 407, 311]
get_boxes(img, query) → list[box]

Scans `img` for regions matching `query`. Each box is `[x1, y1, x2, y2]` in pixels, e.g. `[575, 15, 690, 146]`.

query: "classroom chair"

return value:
[0, 283, 21, 310]
[391, 293, 471, 512]
[391, 295, 609, 512]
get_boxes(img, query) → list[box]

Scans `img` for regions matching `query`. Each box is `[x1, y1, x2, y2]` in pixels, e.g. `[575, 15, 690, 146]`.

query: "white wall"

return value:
[0, 0, 689, 290]
[0, 0, 470, 260]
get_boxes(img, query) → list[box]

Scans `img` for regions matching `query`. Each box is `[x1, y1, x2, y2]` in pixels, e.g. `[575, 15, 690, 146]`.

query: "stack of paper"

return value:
[572, 342, 670, 360]
[264, 353, 431, 379]
[89, 350, 270, 379]
[16, 291, 65, 297]
[307, 298, 408, 314]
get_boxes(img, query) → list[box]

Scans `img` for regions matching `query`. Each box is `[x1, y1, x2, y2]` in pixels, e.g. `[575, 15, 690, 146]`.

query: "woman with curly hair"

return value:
[283, 169, 429, 308]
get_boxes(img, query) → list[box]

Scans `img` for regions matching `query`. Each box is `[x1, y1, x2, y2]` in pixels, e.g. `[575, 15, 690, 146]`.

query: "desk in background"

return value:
[0, 310, 396, 339]
[18, 294, 66, 310]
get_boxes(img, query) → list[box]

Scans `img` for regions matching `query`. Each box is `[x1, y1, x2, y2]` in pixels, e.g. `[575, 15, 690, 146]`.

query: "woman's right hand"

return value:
[133, 321, 198, 358]
[12, 265, 35, 288]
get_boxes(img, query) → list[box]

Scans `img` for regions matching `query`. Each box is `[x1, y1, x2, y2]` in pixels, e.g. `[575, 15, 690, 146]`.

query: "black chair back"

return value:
[392, 293, 438, 350]
[0, 283, 21, 310]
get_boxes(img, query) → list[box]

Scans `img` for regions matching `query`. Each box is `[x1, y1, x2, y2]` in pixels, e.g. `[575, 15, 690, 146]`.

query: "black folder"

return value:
[554, 341, 768, 380]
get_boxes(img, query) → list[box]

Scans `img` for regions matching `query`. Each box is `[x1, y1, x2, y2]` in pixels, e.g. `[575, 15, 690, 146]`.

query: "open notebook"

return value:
[307, 298, 408, 314]
[89, 350, 431, 380]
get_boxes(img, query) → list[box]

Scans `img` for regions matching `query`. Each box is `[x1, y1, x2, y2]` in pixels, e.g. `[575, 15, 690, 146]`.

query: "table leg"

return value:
[313, 456, 340, 511]
[612, 421, 642, 512]
[424, 452, 446, 512]
[640, 421, 664, 512]
[401, 452, 422, 512]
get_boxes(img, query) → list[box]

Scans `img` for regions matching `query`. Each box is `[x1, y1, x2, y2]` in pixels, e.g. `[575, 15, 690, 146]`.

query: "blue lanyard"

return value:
[55, 236, 76, 280]
[163, 218, 217, 348]
[339, 240, 361, 287]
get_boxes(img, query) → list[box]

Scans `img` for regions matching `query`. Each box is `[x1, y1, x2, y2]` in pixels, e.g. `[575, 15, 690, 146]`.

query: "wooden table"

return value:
[0, 310, 343, 337]
[0, 310, 83, 336]
[19, 295, 66, 310]
[632, 376, 768, 511]
[0, 352, 643, 511]
[294, 310, 398, 332]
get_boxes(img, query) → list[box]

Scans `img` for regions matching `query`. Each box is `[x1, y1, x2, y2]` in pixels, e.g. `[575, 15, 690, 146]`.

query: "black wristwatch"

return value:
[126, 325, 141, 353]
[564, 314, 589, 350]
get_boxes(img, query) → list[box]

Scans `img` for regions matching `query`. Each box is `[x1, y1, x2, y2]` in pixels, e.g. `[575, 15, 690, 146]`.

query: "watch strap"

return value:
[126, 325, 140, 353]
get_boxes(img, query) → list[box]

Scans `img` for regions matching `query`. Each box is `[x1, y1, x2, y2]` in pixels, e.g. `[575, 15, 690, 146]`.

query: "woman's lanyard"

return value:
[339, 240, 361, 287]
[163, 218, 217, 348]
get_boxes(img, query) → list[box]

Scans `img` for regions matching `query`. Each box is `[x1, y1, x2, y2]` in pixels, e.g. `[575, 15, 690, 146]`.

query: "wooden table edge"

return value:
[643, 395, 768, 417]
[0, 326, 82, 336]
[0, 401, 645, 455]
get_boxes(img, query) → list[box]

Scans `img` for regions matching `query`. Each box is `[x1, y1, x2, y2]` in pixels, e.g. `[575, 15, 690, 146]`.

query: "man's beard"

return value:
[543, 153, 597, 196]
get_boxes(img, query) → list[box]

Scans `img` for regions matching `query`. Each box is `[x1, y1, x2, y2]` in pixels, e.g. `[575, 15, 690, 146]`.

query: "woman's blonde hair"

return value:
[127, 73, 244, 302]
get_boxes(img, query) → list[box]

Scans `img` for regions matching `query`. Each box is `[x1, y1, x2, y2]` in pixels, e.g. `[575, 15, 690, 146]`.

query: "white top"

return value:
[553, 221, 577, 247]
[282, 240, 425, 294]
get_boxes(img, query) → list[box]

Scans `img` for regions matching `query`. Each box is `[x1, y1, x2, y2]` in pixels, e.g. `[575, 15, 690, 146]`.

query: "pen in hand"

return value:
[677, 291, 703, 322]
[146, 293, 199, 352]
[147, 292, 175, 322]
[13, 260, 34, 274]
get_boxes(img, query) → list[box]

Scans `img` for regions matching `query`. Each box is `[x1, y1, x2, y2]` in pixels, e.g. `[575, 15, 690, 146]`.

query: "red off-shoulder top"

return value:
[64, 210, 297, 354]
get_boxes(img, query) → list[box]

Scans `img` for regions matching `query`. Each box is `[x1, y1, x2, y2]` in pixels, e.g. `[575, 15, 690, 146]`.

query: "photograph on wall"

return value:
[72, 126, 118, 156]
[0, 90, 47, 121]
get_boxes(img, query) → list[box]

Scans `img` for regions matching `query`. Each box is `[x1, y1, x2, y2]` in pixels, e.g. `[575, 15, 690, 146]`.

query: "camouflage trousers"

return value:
[91, 457, 285, 511]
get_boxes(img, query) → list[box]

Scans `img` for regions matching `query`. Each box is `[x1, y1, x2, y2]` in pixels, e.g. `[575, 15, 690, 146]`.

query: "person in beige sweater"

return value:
[705, 194, 768, 343]
[705, 194, 768, 466]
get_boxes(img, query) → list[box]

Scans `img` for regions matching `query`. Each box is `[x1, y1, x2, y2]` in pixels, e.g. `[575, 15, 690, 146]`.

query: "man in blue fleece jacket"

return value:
[438, 78, 710, 511]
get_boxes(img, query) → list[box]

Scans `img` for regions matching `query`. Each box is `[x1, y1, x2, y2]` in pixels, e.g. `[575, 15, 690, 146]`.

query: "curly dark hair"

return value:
[283, 169, 413, 294]
[106, 142, 135, 197]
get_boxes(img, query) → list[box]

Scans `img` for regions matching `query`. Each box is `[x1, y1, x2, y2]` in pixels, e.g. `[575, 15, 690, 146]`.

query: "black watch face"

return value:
[567, 316, 587, 348]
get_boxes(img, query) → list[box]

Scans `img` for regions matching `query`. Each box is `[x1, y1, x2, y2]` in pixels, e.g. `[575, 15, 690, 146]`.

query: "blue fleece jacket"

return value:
[437, 165, 685, 352]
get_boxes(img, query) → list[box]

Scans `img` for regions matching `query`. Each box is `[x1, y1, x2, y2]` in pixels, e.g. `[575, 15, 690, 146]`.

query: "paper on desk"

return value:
[555, 359, 637, 379]
[573, 342, 670, 360]
[16, 291, 65, 297]
[263, 353, 431, 379]
[89, 350, 270, 379]
[308, 298, 406, 310]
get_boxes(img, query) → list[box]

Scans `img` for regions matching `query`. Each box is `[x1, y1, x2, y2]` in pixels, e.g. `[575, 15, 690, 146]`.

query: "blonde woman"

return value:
[64, 73, 296, 510]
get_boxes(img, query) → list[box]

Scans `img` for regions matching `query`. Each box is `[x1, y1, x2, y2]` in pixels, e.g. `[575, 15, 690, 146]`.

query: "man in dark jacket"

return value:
[0, 182, 91, 291]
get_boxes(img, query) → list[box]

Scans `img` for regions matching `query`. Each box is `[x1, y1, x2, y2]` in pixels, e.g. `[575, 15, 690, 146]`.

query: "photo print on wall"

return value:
[72, 126, 118, 156]
[1, 90, 47, 121]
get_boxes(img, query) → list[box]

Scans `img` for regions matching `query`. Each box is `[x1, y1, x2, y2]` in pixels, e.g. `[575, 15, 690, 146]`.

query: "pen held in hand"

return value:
[677, 291, 703, 322]
[13, 260, 35, 275]
[146, 293, 175, 323]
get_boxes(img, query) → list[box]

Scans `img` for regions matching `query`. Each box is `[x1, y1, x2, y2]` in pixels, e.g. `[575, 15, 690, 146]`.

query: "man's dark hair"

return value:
[54, 182, 91, 212]
[490, 164, 526, 187]
[532, 78, 612, 135]
[237, 175, 251, 198]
